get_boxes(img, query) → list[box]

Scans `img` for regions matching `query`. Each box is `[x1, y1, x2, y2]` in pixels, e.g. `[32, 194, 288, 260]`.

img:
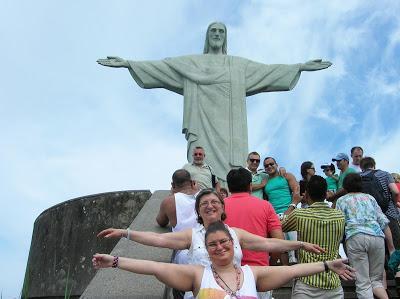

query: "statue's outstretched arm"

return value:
[97, 56, 129, 68]
[300, 59, 332, 71]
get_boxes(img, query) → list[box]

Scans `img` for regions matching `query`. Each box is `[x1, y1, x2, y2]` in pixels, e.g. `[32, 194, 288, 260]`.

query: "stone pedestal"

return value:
[22, 190, 151, 298]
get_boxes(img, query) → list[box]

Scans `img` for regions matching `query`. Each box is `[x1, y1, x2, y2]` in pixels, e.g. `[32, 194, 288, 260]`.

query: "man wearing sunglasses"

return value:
[263, 157, 301, 217]
[263, 157, 301, 264]
[326, 153, 356, 206]
[246, 152, 268, 199]
[183, 146, 221, 192]
[332, 153, 356, 191]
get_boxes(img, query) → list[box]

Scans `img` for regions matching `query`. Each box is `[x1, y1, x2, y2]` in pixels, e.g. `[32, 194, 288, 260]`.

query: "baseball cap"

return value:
[332, 153, 349, 162]
[321, 163, 336, 173]
[321, 163, 334, 170]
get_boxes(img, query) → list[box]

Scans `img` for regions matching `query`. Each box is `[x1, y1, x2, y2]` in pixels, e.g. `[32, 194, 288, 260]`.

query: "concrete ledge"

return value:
[81, 190, 173, 299]
[23, 190, 151, 298]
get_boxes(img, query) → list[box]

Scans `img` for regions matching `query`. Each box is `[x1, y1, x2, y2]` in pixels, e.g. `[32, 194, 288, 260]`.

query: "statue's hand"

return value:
[300, 59, 332, 71]
[97, 56, 129, 68]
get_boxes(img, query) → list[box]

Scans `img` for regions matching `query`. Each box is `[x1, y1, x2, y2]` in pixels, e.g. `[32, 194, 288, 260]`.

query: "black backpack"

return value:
[361, 170, 389, 213]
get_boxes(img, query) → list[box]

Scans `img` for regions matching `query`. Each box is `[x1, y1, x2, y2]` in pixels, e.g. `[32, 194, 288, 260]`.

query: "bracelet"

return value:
[323, 261, 329, 272]
[127, 228, 131, 240]
[299, 241, 304, 249]
[289, 203, 297, 209]
[112, 256, 119, 268]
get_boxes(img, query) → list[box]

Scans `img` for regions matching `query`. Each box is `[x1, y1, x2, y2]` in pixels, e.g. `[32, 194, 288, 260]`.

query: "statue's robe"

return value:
[128, 54, 301, 181]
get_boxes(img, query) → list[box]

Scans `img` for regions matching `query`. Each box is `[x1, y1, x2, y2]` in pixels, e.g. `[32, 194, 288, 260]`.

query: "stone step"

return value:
[272, 279, 399, 298]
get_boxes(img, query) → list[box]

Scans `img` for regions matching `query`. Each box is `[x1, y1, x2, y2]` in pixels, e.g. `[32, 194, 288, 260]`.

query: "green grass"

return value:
[20, 264, 73, 299]
[64, 265, 72, 299]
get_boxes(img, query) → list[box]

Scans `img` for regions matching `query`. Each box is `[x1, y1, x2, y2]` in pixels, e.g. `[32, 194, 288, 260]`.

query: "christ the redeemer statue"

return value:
[97, 22, 331, 183]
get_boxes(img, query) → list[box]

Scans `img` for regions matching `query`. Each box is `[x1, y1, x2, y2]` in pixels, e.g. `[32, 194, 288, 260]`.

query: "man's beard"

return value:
[209, 39, 223, 51]
[193, 160, 203, 166]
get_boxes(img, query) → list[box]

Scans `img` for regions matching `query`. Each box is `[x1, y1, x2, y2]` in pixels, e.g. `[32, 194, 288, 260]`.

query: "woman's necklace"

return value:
[211, 264, 241, 298]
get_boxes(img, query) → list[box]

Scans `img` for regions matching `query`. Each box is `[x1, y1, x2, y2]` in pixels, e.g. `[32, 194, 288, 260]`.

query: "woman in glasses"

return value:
[299, 161, 316, 205]
[93, 221, 355, 298]
[98, 189, 322, 265]
[98, 189, 324, 297]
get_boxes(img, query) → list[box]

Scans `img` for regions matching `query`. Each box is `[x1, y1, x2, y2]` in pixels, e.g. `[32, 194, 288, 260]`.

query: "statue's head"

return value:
[203, 22, 227, 54]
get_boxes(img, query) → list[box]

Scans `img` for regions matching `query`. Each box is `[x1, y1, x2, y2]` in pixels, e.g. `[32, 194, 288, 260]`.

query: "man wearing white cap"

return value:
[332, 153, 356, 190]
[327, 153, 356, 205]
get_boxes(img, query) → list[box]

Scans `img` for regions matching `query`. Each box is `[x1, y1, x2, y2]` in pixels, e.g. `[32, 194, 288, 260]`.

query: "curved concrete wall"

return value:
[23, 190, 151, 298]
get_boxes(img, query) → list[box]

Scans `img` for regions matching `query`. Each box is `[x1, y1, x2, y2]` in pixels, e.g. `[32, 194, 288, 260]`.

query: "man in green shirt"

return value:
[282, 175, 345, 298]
[246, 151, 268, 199]
[327, 153, 356, 205]
[333, 153, 356, 189]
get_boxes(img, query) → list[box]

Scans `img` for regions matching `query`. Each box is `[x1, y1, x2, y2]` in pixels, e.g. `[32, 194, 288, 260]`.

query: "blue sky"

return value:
[1, 0, 400, 297]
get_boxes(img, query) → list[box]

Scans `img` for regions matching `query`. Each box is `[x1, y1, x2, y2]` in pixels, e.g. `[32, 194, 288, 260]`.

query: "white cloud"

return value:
[372, 128, 400, 172]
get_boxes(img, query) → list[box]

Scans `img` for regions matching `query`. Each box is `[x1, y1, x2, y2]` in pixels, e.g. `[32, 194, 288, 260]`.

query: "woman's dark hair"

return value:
[195, 188, 226, 224]
[205, 221, 232, 246]
[343, 173, 363, 193]
[328, 164, 336, 174]
[300, 161, 314, 180]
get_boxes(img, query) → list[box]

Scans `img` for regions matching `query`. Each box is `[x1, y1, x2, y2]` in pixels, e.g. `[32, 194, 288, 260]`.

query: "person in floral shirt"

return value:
[336, 173, 393, 299]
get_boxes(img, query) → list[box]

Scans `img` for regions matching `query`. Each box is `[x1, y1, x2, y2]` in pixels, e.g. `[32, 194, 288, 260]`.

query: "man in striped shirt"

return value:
[282, 175, 345, 298]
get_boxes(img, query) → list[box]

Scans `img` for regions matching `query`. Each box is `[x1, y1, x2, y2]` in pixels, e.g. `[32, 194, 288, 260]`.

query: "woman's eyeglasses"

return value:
[199, 200, 222, 208]
[264, 163, 275, 168]
[206, 238, 232, 249]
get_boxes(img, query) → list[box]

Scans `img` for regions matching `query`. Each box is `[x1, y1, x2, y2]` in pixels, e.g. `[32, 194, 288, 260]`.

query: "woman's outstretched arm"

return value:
[92, 253, 200, 291]
[97, 227, 192, 250]
[252, 258, 355, 291]
[233, 227, 325, 254]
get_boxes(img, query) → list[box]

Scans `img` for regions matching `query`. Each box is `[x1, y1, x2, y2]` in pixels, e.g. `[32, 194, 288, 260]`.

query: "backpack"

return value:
[361, 170, 389, 213]
[206, 165, 217, 188]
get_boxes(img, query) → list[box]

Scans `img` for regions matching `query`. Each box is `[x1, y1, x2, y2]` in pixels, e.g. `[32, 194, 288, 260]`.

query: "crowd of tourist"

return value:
[92, 145, 400, 299]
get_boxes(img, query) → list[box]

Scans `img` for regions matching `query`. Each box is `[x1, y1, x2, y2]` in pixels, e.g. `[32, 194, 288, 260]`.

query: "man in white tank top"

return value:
[156, 169, 199, 264]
